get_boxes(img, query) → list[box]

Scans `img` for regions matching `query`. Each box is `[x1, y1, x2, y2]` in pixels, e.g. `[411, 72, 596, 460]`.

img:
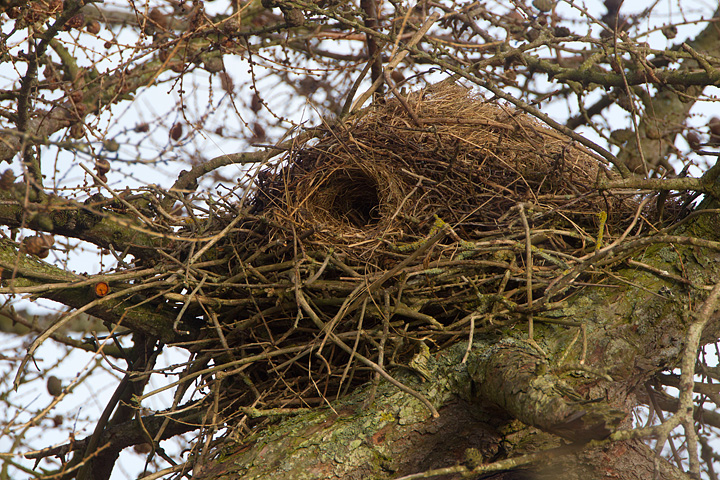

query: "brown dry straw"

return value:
[256, 82, 635, 255]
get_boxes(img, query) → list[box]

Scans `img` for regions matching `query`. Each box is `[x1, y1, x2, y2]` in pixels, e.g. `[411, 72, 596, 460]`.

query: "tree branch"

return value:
[0, 239, 188, 343]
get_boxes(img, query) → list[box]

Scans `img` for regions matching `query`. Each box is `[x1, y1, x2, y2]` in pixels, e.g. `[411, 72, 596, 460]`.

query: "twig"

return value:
[541, 197, 652, 302]
[597, 176, 704, 192]
[80, 163, 157, 229]
[238, 406, 313, 418]
[393, 443, 585, 480]
[337, 298, 368, 398]
[339, 50, 380, 119]
[518, 204, 534, 339]
[187, 215, 244, 266]
[677, 279, 720, 476]
[461, 315, 475, 364]
[296, 288, 439, 417]
[137, 346, 308, 402]
[320, 227, 448, 346]
[13, 280, 167, 389]
[352, 12, 441, 111]
[384, 70, 423, 127]
[626, 259, 694, 286]
[644, 382, 684, 470]
[173, 275, 207, 334]
[164, 151, 269, 211]
[360, 0, 383, 90]
[366, 291, 392, 408]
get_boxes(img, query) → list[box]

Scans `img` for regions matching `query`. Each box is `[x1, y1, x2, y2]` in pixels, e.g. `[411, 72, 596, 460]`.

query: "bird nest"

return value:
[253, 83, 636, 257]
[179, 83, 650, 438]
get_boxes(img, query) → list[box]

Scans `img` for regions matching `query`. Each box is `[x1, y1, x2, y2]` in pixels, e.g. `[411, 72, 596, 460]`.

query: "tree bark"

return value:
[192, 341, 690, 479]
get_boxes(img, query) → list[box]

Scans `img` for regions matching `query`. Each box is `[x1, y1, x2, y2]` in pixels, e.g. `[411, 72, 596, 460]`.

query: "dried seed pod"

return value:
[709, 117, 720, 145]
[282, 7, 305, 27]
[219, 72, 234, 93]
[222, 17, 240, 34]
[43, 64, 59, 87]
[22, 234, 53, 258]
[95, 158, 111, 175]
[525, 28, 540, 41]
[506, 10, 523, 23]
[135, 123, 150, 133]
[148, 8, 168, 30]
[94, 173, 108, 185]
[177, 170, 198, 191]
[157, 49, 170, 63]
[47, 376, 63, 396]
[203, 55, 224, 73]
[298, 76, 318, 95]
[86, 19, 101, 34]
[604, 0, 623, 12]
[390, 70, 405, 84]
[0, 169, 16, 189]
[533, 0, 555, 12]
[63, 13, 85, 30]
[170, 123, 184, 141]
[615, 92, 633, 112]
[103, 139, 119, 152]
[250, 93, 262, 113]
[610, 128, 633, 143]
[686, 131, 701, 151]
[134, 443, 153, 454]
[661, 25, 677, 40]
[251, 123, 266, 142]
[69, 123, 84, 139]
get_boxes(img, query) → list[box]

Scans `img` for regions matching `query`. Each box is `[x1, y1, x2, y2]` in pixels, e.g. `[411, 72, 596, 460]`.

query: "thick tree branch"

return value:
[0, 239, 188, 343]
[25, 400, 205, 461]
[0, 189, 170, 258]
[468, 339, 625, 442]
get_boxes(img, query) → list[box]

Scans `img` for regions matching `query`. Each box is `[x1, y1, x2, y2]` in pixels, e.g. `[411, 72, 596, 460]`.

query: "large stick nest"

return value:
[175, 83, 652, 445]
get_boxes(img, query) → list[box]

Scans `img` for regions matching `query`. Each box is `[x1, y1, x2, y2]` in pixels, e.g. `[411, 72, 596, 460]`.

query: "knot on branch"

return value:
[468, 340, 625, 441]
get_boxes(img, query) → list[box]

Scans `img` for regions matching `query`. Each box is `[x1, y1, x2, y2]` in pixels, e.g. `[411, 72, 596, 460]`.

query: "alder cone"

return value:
[170, 123, 184, 141]
[709, 116, 720, 145]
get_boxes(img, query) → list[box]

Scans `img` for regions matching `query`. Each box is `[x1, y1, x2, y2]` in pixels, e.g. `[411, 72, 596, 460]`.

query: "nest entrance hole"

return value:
[323, 169, 382, 228]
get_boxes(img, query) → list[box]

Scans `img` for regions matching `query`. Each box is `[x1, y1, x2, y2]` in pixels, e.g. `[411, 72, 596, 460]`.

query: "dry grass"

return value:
[255, 82, 638, 259]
